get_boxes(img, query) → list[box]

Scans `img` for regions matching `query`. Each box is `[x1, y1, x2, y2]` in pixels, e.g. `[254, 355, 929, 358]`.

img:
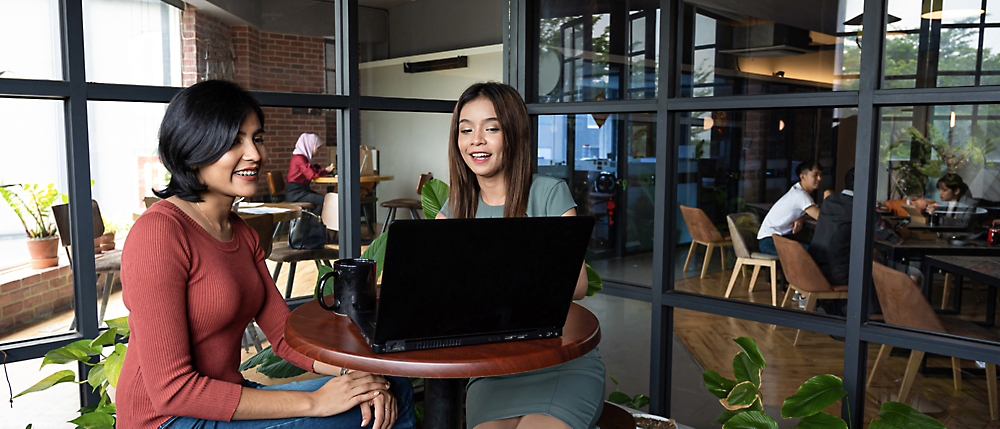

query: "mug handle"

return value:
[316, 270, 340, 311]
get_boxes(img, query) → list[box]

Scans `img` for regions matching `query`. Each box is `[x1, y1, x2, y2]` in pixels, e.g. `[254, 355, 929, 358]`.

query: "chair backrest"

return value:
[870, 262, 947, 333]
[52, 200, 105, 248]
[322, 192, 339, 232]
[267, 171, 286, 199]
[416, 172, 434, 195]
[772, 235, 835, 292]
[242, 213, 274, 259]
[143, 196, 161, 209]
[679, 205, 723, 243]
[727, 212, 760, 259]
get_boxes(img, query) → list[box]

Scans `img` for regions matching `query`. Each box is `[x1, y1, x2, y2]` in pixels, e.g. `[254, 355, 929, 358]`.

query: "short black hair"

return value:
[154, 80, 265, 202]
[844, 168, 855, 191]
[937, 173, 969, 198]
[796, 161, 822, 177]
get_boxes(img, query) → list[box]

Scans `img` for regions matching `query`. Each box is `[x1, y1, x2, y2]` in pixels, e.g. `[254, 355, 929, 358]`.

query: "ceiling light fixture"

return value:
[921, 9, 985, 20]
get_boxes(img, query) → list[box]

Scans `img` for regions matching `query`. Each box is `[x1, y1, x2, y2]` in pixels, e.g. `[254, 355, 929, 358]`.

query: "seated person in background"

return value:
[926, 173, 979, 228]
[757, 161, 829, 255]
[286, 132, 334, 213]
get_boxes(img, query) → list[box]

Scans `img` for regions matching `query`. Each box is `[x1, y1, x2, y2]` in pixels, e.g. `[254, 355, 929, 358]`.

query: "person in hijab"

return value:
[286, 133, 334, 212]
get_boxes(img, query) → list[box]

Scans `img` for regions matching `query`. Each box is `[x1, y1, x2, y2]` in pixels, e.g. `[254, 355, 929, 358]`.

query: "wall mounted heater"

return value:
[404, 56, 468, 73]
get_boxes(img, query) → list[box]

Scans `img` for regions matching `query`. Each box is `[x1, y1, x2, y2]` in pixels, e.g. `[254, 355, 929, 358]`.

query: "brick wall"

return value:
[181, 4, 334, 199]
[0, 265, 73, 336]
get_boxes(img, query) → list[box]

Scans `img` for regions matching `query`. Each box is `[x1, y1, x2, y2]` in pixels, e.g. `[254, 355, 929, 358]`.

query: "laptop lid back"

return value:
[367, 216, 595, 347]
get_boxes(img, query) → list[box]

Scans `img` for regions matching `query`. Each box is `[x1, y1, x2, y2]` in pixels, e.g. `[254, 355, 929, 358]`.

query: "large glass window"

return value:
[884, 0, 1000, 89]
[681, 0, 865, 97]
[0, 0, 62, 81]
[535, 0, 661, 103]
[538, 113, 656, 286]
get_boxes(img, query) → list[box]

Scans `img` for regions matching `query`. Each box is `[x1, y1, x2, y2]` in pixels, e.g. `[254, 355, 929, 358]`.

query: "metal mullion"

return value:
[253, 91, 350, 110]
[599, 280, 654, 303]
[60, 0, 100, 407]
[649, 0, 679, 417]
[335, 0, 362, 258]
[860, 324, 1000, 366]
[874, 86, 1000, 105]
[0, 333, 82, 363]
[843, 0, 887, 425]
[527, 99, 657, 115]
[0, 78, 71, 98]
[360, 96, 456, 113]
[663, 291, 848, 336]
[666, 91, 859, 112]
[85, 82, 180, 103]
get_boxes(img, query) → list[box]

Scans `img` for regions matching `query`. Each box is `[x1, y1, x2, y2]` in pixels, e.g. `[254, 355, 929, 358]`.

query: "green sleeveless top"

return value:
[440, 175, 577, 218]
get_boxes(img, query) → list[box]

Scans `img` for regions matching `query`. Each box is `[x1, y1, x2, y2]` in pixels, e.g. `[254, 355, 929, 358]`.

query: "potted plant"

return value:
[0, 183, 66, 269]
[100, 219, 118, 252]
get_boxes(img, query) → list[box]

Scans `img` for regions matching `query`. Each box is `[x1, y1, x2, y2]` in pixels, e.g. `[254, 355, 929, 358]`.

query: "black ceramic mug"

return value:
[315, 258, 377, 316]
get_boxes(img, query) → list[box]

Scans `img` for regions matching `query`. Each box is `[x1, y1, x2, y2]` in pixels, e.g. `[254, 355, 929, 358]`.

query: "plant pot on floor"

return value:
[100, 232, 115, 251]
[26, 236, 60, 269]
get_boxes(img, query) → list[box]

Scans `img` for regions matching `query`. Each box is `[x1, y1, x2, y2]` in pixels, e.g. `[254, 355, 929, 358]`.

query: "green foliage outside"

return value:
[14, 316, 130, 429]
[0, 183, 66, 239]
[704, 337, 944, 429]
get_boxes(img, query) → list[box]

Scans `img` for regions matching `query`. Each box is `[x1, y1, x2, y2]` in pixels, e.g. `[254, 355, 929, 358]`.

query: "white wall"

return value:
[359, 45, 503, 220]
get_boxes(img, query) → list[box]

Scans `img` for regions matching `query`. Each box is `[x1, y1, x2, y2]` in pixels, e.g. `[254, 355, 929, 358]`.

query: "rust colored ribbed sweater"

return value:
[118, 201, 314, 428]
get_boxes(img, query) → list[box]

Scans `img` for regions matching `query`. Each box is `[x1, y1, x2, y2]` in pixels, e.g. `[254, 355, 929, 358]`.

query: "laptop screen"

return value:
[369, 216, 595, 344]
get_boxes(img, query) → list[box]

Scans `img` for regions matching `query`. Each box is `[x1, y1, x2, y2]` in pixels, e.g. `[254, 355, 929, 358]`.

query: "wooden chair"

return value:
[143, 196, 161, 209]
[725, 213, 780, 306]
[679, 205, 733, 278]
[267, 211, 339, 299]
[379, 172, 433, 233]
[772, 235, 849, 345]
[51, 200, 121, 325]
[869, 262, 998, 419]
[241, 213, 274, 353]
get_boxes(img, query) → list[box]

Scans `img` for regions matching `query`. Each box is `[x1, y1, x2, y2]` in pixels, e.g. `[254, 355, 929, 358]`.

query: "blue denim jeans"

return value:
[159, 376, 415, 429]
[758, 236, 808, 256]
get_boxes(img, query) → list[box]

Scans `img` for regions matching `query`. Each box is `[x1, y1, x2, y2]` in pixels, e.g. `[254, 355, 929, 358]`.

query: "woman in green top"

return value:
[437, 82, 606, 429]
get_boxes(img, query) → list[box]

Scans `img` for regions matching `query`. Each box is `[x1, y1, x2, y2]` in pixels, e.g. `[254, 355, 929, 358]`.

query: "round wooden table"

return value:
[285, 301, 601, 429]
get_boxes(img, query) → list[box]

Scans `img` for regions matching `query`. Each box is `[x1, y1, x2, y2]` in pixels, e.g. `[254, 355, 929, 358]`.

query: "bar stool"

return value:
[380, 172, 433, 233]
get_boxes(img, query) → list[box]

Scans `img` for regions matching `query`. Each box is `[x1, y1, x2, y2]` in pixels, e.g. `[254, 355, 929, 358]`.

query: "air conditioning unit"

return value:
[718, 23, 814, 58]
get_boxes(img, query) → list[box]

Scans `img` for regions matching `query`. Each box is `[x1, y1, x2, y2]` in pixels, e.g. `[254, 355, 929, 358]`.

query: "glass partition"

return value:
[538, 113, 656, 286]
[0, 0, 62, 81]
[681, 0, 865, 96]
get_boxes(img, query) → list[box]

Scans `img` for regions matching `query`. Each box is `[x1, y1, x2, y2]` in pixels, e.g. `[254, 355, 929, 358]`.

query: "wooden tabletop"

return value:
[285, 301, 601, 379]
[312, 175, 395, 184]
[236, 203, 302, 223]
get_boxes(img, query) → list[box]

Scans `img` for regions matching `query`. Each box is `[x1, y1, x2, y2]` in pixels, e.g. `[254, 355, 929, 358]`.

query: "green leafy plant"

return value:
[13, 316, 130, 428]
[703, 337, 944, 429]
[0, 183, 65, 239]
[882, 125, 997, 199]
[608, 375, 649, 410]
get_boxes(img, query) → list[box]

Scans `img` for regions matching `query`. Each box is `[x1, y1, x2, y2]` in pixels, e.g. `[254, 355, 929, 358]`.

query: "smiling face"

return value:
[799, 167, 822, 193]
[195, 113, 265, 200]
[457, 97, 505, 179]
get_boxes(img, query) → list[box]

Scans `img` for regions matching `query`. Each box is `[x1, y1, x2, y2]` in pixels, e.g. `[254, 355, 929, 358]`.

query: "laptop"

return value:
[900, 204, 927, 226]
[348, 216, 595, 354]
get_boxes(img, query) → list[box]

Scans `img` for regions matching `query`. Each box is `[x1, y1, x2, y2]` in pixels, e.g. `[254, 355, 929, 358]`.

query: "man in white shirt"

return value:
[757, 161, 826, 255]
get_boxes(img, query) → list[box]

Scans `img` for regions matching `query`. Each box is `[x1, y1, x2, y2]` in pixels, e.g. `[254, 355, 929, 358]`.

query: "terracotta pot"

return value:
[100, 232, 116, 251]
[94, 237, 103, 254]
[26, 236, 60, 269]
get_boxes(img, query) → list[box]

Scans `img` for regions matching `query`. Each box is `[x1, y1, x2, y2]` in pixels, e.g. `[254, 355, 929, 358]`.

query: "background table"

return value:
[237, 202, 302, 223]
[874, 236, 1000, 269]
[285, 301, 602, 429]
[312, 175, 394, 192]
[923, 255, 1000, 326]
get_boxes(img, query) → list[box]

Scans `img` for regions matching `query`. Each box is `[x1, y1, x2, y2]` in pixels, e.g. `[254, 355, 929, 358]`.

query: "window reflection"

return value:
[536, 0, 660, 103]
[538, 113, 656, 286]
[682, 0, 865, 97]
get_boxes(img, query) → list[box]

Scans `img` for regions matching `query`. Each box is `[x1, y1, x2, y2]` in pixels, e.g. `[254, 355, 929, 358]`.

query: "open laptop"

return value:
[900, 204, 928, 226]
[348, 216, 595, 353]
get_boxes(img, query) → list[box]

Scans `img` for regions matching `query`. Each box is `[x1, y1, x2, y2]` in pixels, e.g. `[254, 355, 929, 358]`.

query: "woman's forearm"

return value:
[232, 387, 317, 420]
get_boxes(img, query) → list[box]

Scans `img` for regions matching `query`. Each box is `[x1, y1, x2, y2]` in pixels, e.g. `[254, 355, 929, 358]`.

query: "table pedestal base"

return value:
[423, 378, 464, 429]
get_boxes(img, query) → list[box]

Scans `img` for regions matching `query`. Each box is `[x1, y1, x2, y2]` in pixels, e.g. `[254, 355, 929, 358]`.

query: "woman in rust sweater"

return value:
[120, 80, 414, 429]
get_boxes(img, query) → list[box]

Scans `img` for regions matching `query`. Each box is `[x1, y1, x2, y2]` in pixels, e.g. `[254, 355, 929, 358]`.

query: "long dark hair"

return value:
[937, 173, 970, 200]
[446, 82, 532, 218]
[154, 80, 265, 202]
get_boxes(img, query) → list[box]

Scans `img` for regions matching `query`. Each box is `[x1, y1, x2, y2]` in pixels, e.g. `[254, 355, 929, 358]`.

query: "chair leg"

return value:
[98, 272, 116, 324]
[272, 262, 283, 284]
[409, 207, 421, 220]
[793, 294, 817, 346]
[986, 363, 997, 420]
[245, 321, 263, 353]
[683, 242, 696, 272]
[781, 288, 795, 308]
[361, 204, 376, 238]
[950, 357, 962, 393]
[748, 265, 762, 293]
[701, 243, 714, 279]
[719, 246, 727, 271]
[868, 344, 892, 389]
[769, 262, 778, 306]
[381, 207, 396, 234]
[284, 262, 298, 299]
[898, 350, 925, 404]
[725, 259, 743, 298]
[941, 273, 953, 310]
